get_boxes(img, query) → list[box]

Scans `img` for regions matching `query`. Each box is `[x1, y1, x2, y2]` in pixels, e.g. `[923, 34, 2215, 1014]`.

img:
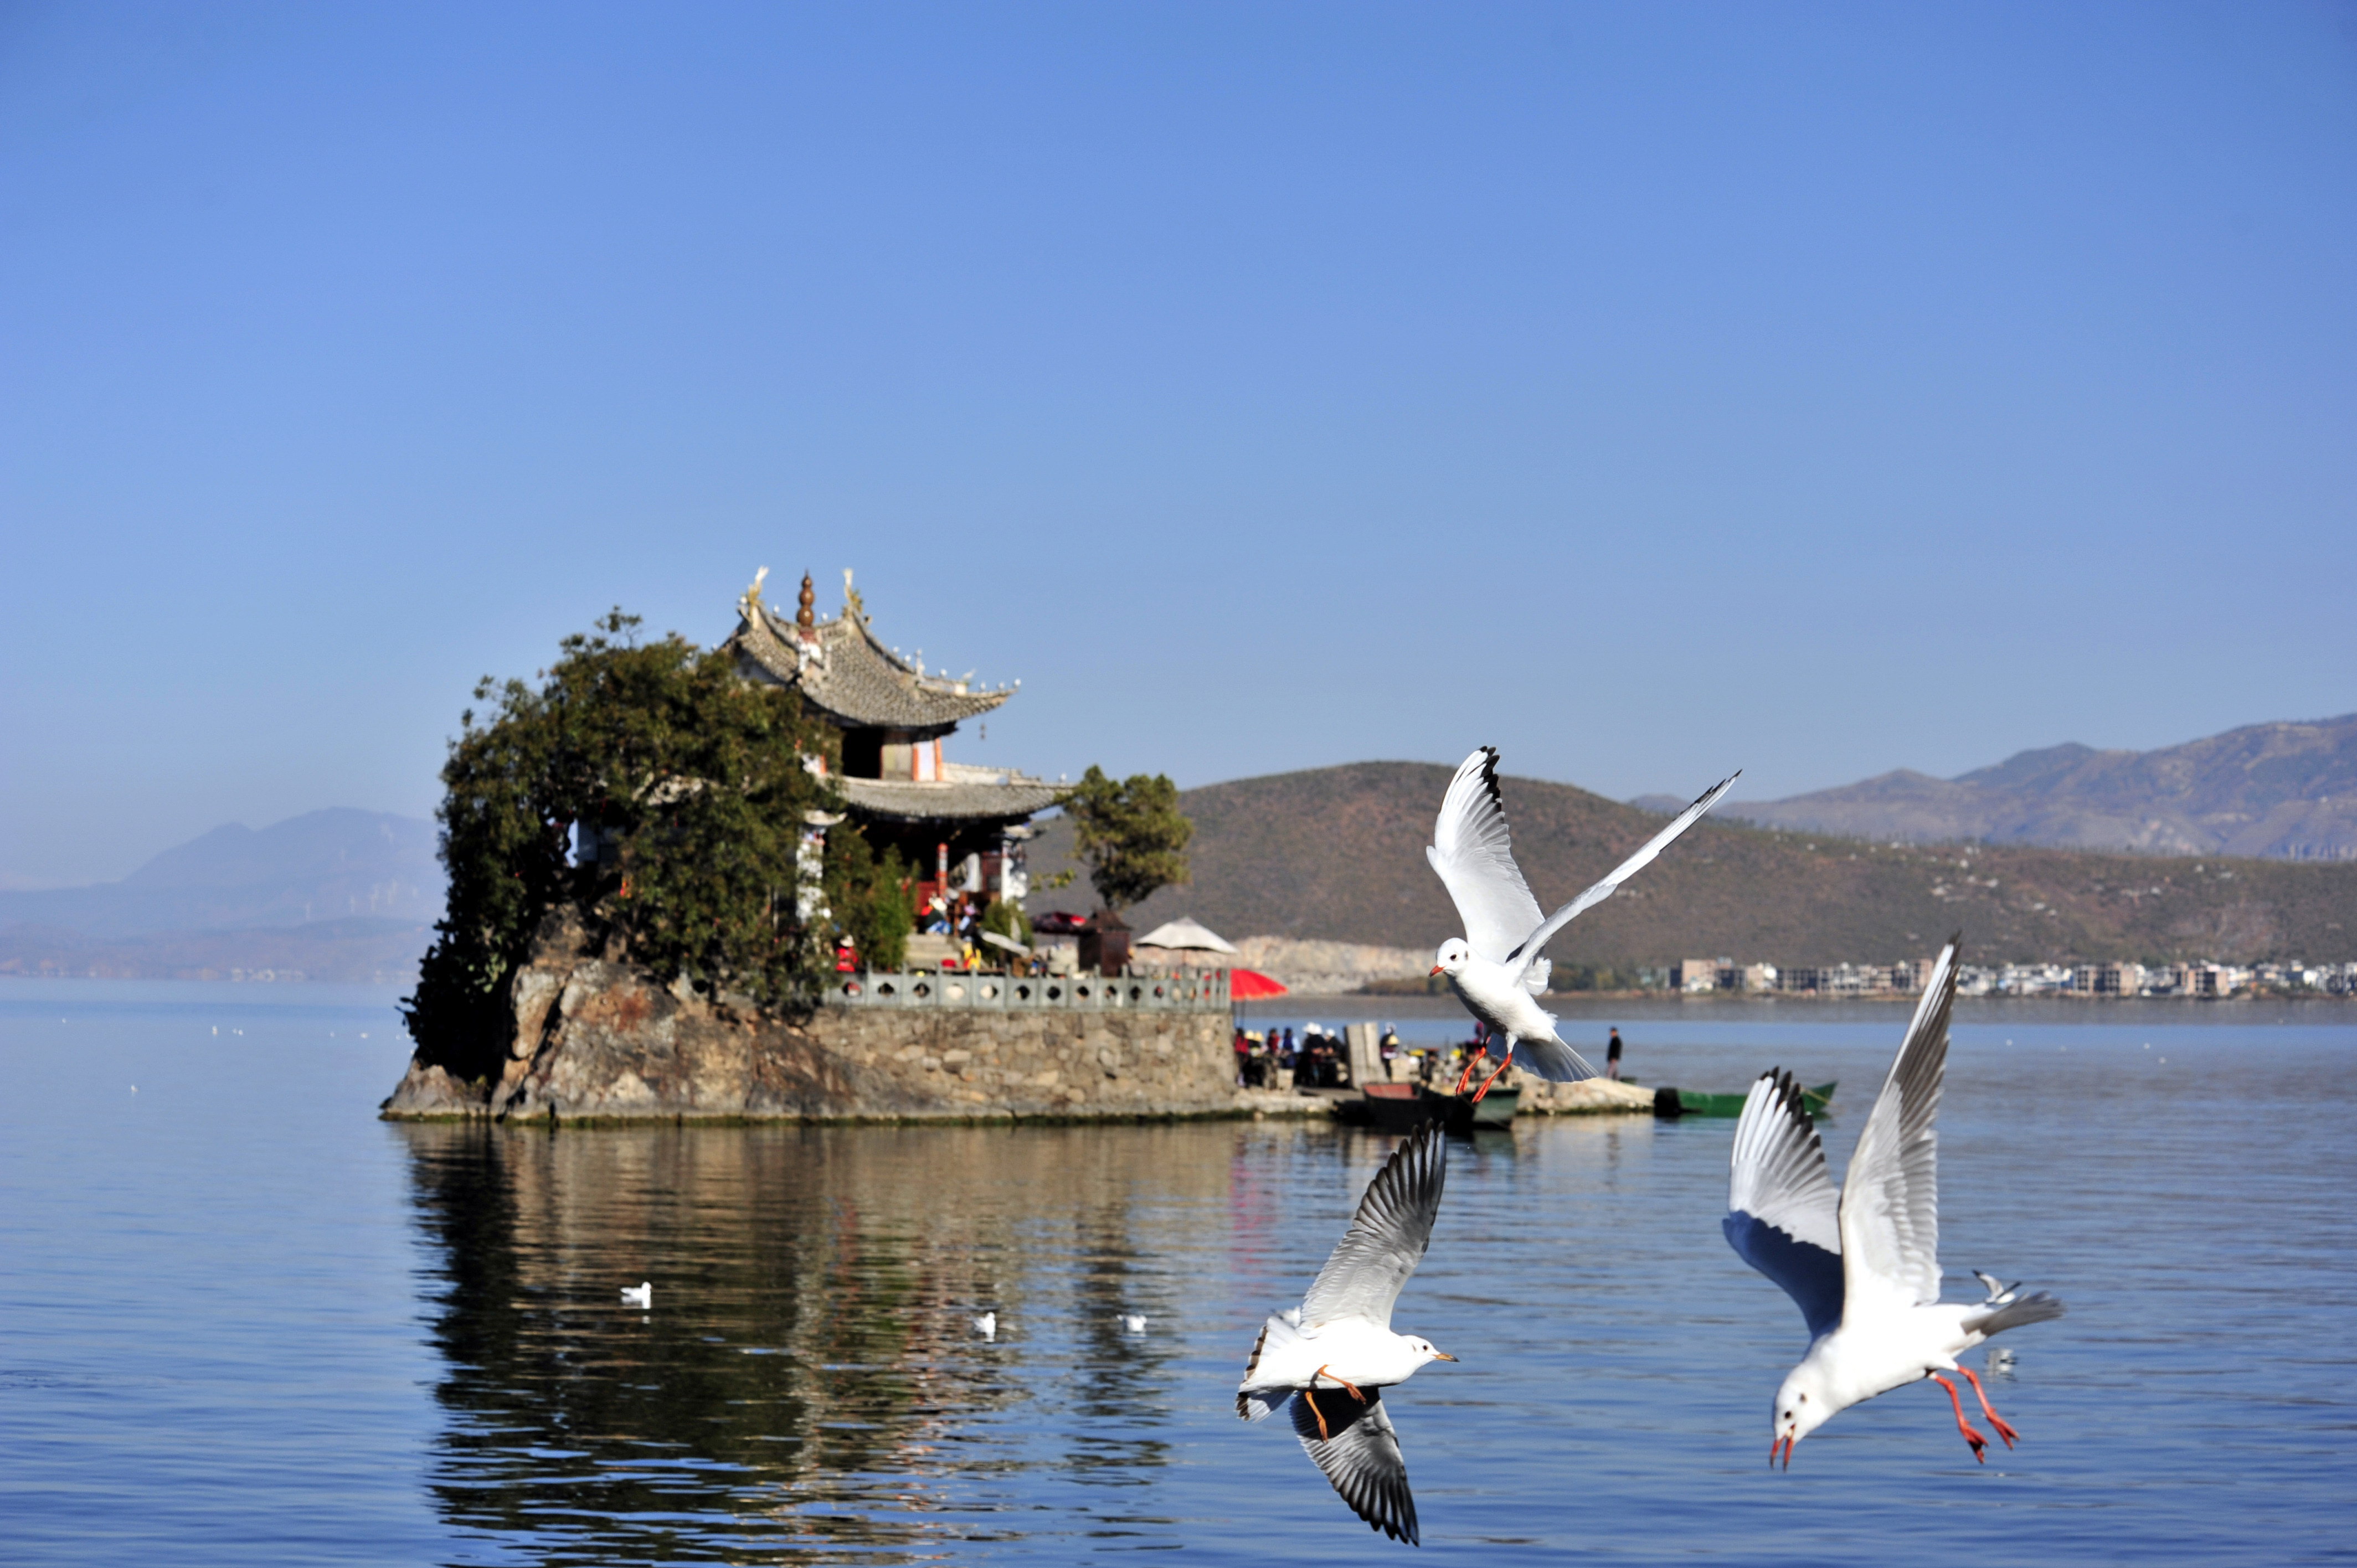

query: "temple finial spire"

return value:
[796, 571, 815, 631]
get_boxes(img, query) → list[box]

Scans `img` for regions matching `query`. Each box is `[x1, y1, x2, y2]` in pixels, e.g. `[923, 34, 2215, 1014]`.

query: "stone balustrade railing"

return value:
[825, 966, 1231, 1012]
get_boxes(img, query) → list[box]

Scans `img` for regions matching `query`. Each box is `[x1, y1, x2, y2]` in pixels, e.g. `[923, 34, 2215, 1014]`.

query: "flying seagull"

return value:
[1427, 747, 1738, 1098]
[1237, 1124, 1457, 1545]
[1724, 941, 2066, 1467]
[1972, 1271, 2023, 1306]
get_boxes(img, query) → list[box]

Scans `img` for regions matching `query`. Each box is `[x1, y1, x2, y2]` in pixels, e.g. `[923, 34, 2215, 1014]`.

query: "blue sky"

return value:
[3, 2, 2353, 886]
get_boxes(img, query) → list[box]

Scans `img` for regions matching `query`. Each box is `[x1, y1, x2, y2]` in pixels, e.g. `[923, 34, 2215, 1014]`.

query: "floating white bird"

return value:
[1118, 1313, 1148, 1334]
[973, 1311, 997, 1340]
[1237, 1123, 1456, 1545]
[1428, 747, 1738, 1098]
[1724, 942, 2066, 1468]
[1972, 1271, 2024, 1306]
[620, 1282, 652, 1309]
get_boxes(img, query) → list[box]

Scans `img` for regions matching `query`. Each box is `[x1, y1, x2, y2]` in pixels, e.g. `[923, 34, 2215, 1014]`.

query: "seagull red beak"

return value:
[1429, 963, 1444, 976]
[1432, 1351, 1458, 1361]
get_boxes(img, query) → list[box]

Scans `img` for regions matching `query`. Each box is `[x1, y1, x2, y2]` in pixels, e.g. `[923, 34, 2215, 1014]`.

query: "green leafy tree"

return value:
[1065, 765, 1193, 914]
[402, 611, 836, 1081]
[822, 821, 914, 971]
[980, 897, 1033, 952]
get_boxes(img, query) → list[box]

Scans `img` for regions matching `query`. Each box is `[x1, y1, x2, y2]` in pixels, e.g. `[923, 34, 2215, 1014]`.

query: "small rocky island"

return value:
[385, 574, 1244, 1125]
[383, 910, 1244, 1123]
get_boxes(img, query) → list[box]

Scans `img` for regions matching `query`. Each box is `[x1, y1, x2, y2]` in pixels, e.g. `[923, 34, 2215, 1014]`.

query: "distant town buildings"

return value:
[1671, 953, 2357, 999]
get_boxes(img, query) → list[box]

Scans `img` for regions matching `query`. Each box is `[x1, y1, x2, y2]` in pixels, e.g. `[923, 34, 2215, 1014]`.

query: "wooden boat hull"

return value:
[1345, 1082, 1519, 1131]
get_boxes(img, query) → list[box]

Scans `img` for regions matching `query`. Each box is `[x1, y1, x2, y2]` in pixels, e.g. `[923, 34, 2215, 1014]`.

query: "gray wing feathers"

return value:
[1428, 747, 1546, 969]
[1839, 940, 1959, 1313]
[1299, 1123, 1448, 1330]
[1504, 771, 1741, 978]
[1728, 1071, 1843, 1254]
[1291, 1388, 1418, 1546]
[1963, 1290, 2067, 1338]
[1725, 1069, 1846, 1338]
[1509, 1033, 1598, 1083]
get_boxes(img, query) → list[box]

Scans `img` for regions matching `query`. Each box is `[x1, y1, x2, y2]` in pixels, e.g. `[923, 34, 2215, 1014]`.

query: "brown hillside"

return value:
[1025, 762, 2357, 966]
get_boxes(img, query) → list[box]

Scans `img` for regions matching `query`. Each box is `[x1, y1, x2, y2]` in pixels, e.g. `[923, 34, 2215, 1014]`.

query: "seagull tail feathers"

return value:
[1236, 1311, 1306, 1420]
[1965, 1290, 2066, 1338]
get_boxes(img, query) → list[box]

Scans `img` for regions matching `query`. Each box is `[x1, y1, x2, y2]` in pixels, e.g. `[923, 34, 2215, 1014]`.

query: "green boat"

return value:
[1652, 1081, 1835, 1118]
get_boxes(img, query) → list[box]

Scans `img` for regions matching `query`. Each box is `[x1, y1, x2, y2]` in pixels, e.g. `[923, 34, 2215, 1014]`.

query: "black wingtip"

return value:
[1476, 745, 1503, 800]
[1769, 1067, 1821, 1135]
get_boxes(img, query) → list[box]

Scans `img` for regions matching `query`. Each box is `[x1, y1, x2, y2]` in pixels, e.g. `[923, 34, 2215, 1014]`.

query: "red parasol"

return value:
[1227, 967, 1289, 999]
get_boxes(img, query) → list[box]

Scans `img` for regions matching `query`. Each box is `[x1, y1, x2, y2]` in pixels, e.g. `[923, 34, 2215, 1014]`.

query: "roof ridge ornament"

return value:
[796, 571, 816, 635]
[842, 568, 865, 624]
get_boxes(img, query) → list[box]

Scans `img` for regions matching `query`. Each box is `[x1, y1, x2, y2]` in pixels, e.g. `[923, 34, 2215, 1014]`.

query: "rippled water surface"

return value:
[4, 981, 2354, 1565]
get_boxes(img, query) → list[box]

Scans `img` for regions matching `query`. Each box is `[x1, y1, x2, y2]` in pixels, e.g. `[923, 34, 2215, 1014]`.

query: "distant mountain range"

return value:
[0, 809, 440, 983]
[1633, 714, 2357, 860]
[1027, 760, 2357, 966]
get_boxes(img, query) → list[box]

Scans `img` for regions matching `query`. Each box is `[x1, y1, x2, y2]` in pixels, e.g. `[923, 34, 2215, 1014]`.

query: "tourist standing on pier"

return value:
[1605, 1027, 1624, 1080]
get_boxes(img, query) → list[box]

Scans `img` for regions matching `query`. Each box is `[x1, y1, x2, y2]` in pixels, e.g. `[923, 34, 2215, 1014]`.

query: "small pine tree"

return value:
[980, 896, 1033, 953]
[1066, 765, 1193, 914]
[822, 821, 913, 971]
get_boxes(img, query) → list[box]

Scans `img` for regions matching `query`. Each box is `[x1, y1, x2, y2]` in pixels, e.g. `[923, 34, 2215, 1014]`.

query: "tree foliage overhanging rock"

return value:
[1066, 765, 1193, 914]
[400, 611, 903, 1082]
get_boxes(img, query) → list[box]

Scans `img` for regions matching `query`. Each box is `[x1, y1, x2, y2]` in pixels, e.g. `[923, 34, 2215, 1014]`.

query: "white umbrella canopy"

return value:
[1134, 916, 1240, 954]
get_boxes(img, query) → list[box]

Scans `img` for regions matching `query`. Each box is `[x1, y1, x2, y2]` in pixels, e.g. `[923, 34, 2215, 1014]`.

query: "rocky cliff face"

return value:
[383, 910, 1241, 1123]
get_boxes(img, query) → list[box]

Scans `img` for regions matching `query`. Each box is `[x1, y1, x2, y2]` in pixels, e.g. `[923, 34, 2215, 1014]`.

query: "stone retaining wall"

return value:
[382, 915, 1254, 1124]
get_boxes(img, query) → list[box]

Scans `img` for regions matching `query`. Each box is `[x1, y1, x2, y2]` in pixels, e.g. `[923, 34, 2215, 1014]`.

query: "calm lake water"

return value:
[4, 979, 2353, 1566]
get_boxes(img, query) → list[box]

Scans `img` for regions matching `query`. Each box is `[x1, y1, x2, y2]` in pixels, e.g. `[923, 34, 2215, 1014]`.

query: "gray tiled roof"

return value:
[729, 601, 1013, 731]
[837, 776, 1068, 823]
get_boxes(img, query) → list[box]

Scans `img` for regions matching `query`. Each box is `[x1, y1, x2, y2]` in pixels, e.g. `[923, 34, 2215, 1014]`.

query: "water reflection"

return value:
[398, 1122, 1241, 1562]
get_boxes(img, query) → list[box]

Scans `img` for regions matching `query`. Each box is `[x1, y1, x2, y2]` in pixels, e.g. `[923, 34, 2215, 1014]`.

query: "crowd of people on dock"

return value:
[1229, 1023, 1632, 1090]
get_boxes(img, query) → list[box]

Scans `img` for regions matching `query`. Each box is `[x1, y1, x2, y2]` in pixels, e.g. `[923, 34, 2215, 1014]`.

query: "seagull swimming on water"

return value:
[1427, 747, 1738, 1098]
[973, 1311, 997, 1340]
[620, 1282, 652, 1309]
[1237, 1123, 1457, 1546]
[1724, 941, 2066, 1468]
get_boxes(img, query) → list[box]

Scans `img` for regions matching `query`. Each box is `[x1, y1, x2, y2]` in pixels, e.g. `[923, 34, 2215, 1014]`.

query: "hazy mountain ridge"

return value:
[0, 917, 433, 984]
[1028, 760, 2357, 965]
[1692, 714, 2357, 859]
[0, 809, 442, 938]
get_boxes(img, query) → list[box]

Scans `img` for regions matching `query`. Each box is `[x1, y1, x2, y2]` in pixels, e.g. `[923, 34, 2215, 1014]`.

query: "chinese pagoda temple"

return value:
[725, 569, 1063, 910]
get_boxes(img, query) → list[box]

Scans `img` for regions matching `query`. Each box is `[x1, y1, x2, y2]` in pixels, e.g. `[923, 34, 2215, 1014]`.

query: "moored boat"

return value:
[1344, 1082, 1520, 1132]
[1651, 1081, 1835, 1118]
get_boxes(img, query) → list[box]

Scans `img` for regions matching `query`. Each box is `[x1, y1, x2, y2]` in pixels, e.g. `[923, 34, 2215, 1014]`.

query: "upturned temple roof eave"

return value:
[837, 777, 1069, 824]
[725, 598, 1013, 731]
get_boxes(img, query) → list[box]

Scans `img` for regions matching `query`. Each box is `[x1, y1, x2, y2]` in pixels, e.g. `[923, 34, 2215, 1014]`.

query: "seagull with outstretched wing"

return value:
[1427, 747, 1738, 1098]
[1237, 1124, 1456, 1545]
[1972, 1271, 2023, 1306]
[1725, 941, 2067, 1468]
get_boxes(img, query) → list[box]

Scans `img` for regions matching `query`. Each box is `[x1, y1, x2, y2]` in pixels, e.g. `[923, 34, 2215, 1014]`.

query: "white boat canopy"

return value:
[1133, 916, 1239, 954]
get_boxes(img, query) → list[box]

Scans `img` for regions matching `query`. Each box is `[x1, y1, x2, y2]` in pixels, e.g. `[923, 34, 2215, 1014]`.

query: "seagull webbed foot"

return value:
[1959, 1366, 2019, 1448]
[1932, 1374, 1990, 1463]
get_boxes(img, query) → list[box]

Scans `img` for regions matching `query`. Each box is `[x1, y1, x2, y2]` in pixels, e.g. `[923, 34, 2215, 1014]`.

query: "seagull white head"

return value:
[1402, 1335, 1458, 1367]
[1771, 1361, 1837, 1467]
[1430, 938, 1472, 978]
